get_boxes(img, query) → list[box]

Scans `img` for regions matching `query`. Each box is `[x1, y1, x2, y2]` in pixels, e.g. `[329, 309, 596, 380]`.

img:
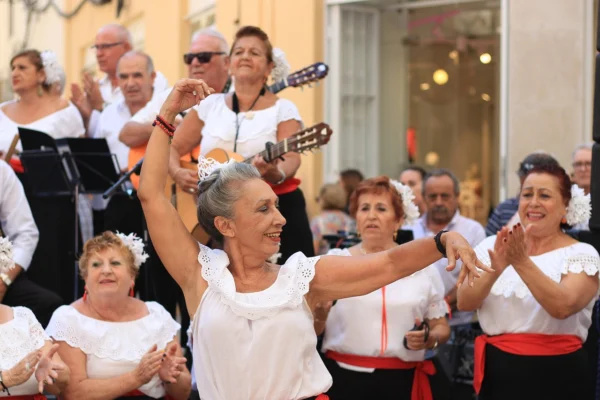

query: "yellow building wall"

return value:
[63, 0, 190, 93]
[216, 0, 326, 217]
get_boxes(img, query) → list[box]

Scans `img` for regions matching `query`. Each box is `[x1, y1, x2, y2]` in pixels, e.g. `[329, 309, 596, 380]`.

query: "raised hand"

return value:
[158, 343, 187, 384]
[82, 72, 103, 111]
[70, 83, 93, 120]
[160, 79, 215, 118]
[2, 349, 41, 388]
[487, 226, 511, 272]
[503, 223, 530, 266]
[134, 345, 163, 385]
[443, 231, 494, 288]
[35, 344, 66, 393]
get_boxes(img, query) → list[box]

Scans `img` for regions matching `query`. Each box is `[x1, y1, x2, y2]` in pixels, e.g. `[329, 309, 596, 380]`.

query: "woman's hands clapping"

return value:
[158, 343, 187, 384]
[34, 344, 66, 393]
[2, 349, 40, 388]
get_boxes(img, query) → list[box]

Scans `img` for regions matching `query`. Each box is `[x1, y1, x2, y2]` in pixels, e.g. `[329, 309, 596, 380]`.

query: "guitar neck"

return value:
[242, 138, 292, 164]
[267, 79, 288, 94]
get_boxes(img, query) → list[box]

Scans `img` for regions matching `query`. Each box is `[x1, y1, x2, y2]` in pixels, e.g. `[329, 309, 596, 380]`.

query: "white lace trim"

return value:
[199, 244, 319, 320]
[45, 302, 180, 361]
[490, 253, 600, 299]
[426, 300, 449, 320]
[326, 248, 351, 256]
[0, 307, 48, 370]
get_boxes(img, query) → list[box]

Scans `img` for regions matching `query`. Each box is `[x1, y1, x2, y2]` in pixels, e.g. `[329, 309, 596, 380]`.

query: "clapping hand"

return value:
[158, 343, 187, 384]
[2, 349, 41, 388]
[443, 231, 494, 287]
[134, 345, 164, 385]
[501, 223, 530, 266]
[35, 344, 66, 393]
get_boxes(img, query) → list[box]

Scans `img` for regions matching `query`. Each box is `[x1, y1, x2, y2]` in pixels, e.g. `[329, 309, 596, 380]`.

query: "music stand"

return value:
[20, 130, 120, 300]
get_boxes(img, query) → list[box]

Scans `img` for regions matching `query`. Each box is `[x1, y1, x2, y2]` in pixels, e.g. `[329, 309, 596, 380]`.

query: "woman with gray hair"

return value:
[137, 78, 490, 400]
[0, 238, 70, 399]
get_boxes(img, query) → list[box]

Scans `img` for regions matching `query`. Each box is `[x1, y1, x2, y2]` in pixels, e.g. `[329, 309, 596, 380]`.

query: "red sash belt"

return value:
[3, 395, 46, 400]
[122, 389, 174, 399]
[473, 333, 582, 394]
[326, 351, 435, 400]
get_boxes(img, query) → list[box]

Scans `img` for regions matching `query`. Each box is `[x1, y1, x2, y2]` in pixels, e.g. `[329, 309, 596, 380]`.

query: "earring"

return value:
[37, 84, 43, 97]
[356, 231, 361, 238]
[129, 285, 135, 297]
[393, 231, 398, 241]
[561, 216, 567, 224]
[83, 286, 88, 301]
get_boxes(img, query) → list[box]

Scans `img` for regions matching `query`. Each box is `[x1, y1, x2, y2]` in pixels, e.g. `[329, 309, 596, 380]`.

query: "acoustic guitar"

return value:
[177, 122, 333, 244]
[127, 62, 330, 189]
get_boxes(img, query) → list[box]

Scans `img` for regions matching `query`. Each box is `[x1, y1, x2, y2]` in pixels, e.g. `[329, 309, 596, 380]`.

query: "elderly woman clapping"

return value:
[46, 232, 191, 400]
[0, 238, 69, 399]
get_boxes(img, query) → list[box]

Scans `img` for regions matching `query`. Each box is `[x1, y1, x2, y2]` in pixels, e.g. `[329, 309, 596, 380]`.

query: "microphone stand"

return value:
[102, 157, 143, 199]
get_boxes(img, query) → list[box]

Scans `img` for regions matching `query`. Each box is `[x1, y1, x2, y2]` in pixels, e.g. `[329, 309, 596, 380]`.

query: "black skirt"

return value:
[479, 343, 588, 400]
[277, 188, 315, 262]
[322, 355, 416, 400]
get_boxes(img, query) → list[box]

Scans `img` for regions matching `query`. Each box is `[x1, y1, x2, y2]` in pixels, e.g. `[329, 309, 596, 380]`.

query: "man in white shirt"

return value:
[410, 169, 486, 326]
[0, 161, 62, 327]
[71, 24, 168, 136]
[119, 28, 230, 151]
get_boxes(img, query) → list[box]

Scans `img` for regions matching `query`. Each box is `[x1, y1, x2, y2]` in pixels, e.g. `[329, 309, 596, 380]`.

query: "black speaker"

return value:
[593, 54, 600, 142]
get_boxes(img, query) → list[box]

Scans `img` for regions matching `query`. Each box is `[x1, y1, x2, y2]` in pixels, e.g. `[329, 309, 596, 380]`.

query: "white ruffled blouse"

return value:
[192, 244, 332, 400]
[45, 302, 180, 399]
[475, 236, 600, 341]
[0, 307, 49, 396]
[193, 94, 302, 158]
[321, 248, 448, 372]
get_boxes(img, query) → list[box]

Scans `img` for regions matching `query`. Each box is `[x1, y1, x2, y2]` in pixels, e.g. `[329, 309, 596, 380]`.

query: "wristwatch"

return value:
[275, 167, 286, 185]
[0, 370, 10, 394]
[431, 334, 439, 350]
[0, 273, 11, 287]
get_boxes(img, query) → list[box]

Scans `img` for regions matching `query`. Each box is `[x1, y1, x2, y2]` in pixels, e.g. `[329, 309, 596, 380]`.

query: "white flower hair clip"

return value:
[116, 232, 149, 269]
[390, 180, 420, 225]
[40, 50, 63, 86]
[0, 237, 14, 274]
[197, 156, 235, 183]
[270, 48, 291, 83]
[566, 184, 592, 226]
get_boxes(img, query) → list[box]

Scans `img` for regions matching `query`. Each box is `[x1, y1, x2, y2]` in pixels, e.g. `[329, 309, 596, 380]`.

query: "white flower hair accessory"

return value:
[270, 48, 291, 83]
[116, 232, 149, 269]
[390, 180, 420, 225]
[566, 184, 592, 226]
[40, 50, 63, 85]
[197, 156, 235, 183]
[0, 237, 14, 274]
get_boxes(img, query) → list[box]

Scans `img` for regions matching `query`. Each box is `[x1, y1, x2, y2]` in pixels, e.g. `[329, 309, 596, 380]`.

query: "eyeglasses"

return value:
[90, 42, 124, 51]
[183, 52, 226, 65]
[572, 161, 592, 169]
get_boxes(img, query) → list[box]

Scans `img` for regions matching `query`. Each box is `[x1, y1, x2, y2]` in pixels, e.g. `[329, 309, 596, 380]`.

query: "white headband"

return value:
[116, 232, 149, 269]
[566, 184, 592, 226]
[389, 180, 420, 226]
[0, 237, 15, 275]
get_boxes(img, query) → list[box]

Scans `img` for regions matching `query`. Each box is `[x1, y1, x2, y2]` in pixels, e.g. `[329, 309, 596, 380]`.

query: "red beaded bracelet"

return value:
[156, 115, 176, 133]
[153, 118, 175, 143]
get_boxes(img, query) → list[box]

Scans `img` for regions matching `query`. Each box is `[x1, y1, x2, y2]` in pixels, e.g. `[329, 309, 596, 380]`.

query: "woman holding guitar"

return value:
[168, 26, 315, 261]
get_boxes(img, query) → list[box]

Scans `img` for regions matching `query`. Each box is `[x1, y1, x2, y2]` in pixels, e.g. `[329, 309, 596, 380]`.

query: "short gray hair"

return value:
[572, 142, 593, 159]
[423, 168, 460, 196]
[100, 23, 133, 46]
[197, 163, 261, 243]
[191, 28, 229, 53]
[117, 50, 155, 75]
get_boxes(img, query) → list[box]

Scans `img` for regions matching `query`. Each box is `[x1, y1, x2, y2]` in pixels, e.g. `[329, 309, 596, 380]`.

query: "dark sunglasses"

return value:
[183, 52, 226, 65]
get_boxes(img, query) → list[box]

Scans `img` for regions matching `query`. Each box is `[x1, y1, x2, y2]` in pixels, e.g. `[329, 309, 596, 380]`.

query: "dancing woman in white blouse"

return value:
[457, 164, 600, 400]
[318, 176, 450, 400]
[46, 232, 191, 400]
[0, 238, 69, 399]
[136, 78, 490, 400]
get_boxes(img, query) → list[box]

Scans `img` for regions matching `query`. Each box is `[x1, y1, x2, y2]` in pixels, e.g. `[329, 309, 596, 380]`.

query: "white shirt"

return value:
[192, 245, 332, 400]
[88, 71, 169, 138]
[0, 161, 38, 269]
[321, 248, 447, 372]
[46, 302, 180, 399]
[410, 211, 486, 325]
[0, 101, 85, 153]
[94, 99, 132, 171]
[0, 307, 49, 396]
[193, 94, 302, 157]
[475, 236, 600, 341]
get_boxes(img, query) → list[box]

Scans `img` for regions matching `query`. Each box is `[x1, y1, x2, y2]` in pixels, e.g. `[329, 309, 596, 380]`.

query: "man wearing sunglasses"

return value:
[119, 28, 230, 152]
[71, 24, 169, 137]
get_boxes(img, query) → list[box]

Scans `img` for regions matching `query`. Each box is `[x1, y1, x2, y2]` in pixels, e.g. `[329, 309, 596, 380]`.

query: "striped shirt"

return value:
[485, 197, 519, 236]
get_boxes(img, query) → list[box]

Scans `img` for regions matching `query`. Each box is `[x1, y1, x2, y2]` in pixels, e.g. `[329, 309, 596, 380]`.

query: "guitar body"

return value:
[203, 148, 245, 163]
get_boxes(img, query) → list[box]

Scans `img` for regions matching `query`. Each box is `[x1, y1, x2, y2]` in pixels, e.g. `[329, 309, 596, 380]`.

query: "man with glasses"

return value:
[572, 143, 593, 195]
[71, 24, 169, 136]
[119, 28, 230, 149]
